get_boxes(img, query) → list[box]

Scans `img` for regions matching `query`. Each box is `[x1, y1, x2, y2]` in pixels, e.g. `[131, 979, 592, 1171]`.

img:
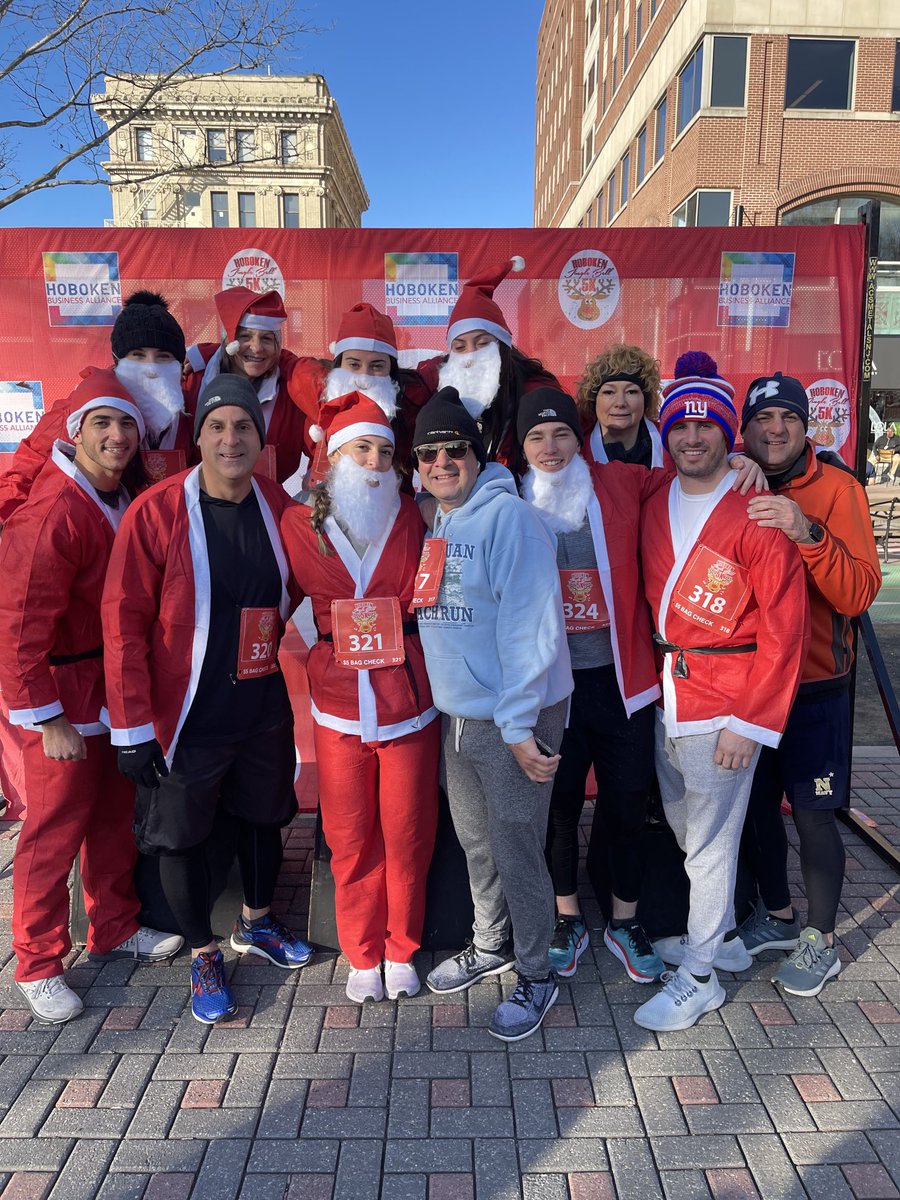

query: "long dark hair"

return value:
[477, 344, 549, 477]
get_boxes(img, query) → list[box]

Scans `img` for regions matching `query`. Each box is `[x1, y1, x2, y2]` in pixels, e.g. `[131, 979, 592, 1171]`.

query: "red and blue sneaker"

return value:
[230, 913, 313, 970]
[604, 920, 664, 983]
[190, 949, 237, 1025]
[548, 914, 589, 978]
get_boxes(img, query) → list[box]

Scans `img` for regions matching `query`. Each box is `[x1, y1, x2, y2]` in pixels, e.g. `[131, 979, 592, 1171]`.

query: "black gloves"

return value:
[117, 739, 169, 788]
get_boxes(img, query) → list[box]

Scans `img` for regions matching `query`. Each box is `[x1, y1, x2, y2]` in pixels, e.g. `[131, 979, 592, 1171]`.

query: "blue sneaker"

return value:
[230, 913, 313, 969]
[548, 914, 589, 978]
[604, 921, 665, 983]
[488, 972, 559, 1042]
[190, 950, 237, 1025]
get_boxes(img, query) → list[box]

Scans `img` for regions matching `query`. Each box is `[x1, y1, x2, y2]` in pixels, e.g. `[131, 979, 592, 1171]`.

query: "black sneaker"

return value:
[426, 939, 516, 994]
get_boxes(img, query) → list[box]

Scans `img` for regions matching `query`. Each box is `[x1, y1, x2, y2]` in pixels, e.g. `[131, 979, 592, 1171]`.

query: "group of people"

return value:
[0, 258, 881, 1043]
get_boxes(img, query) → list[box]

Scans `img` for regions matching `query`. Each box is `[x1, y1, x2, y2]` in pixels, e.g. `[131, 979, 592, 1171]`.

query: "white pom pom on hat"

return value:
[510, 255, 526, 272]
[309, 424, 325, 444]
[225, 339, 240, 356]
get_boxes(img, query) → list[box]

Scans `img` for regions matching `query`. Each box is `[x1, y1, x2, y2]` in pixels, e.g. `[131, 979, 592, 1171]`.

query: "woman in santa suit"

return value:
[577, 343, 665, 470]
[280, 392, 439, 1004]
[182, 286, 322, 483]
[416, 258, 560, 477]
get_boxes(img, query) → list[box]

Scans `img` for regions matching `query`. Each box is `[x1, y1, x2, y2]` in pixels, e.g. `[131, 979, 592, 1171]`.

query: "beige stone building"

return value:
[93, 73, 369, 229]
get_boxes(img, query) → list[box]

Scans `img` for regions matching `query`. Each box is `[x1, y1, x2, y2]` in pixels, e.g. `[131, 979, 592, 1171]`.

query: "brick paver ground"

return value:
[0, 752, 898, 1200]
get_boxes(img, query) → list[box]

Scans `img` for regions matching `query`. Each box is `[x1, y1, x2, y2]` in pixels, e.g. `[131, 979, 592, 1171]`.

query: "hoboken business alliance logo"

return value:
[718, 252, 795, 328]
[384, 252, 459, 327]
[43, 251, 121, 327]
[0, 381, 44, 453]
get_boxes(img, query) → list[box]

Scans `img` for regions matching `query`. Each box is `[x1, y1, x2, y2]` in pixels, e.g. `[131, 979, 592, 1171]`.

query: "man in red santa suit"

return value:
[0, 291, 192, 523]
[416, 259, 560, 476]
[102, 373, 312, 1025]
[0, 373, 184, 1023]
[281, 392, 439, 1003]
[182, 286, 319, 484]
[633, 365, 810, 1032]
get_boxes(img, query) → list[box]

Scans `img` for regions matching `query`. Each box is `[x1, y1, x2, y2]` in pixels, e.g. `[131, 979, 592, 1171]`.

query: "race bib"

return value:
[559, 569, 610, 632]
[236, 607, 280, 679]
[252, 444, 278, 480]
[331, 596, 405, 669]
[141, 449, 186, 484]
[672, 544, 750, 637]
[410, 539, 447, 610]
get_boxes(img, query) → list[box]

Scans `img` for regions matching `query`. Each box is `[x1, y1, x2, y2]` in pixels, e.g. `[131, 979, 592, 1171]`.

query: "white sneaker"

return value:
[16, 975, 84, 1024]
[346, 966, 384, 1004]
[633, 967, 726, 1031]
[89, 926, 184, 962]
[384, 960, 421, 1000]
[653, 933, 752, 973]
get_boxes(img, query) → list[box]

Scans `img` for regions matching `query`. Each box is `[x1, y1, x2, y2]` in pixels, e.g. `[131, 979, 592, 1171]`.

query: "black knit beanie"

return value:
[194, 374, 266, 446]
[111, 290, 186, 363]
[517, 387, 583, 447]
[413, 387, 487, 467]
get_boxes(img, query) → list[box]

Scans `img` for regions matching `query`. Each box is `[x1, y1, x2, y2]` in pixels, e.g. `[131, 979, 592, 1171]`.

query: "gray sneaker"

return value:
[488, 972, 558, 1042]
[773, 927, 841, 996]
[738, 899, 800, 955]
[426, 940, 515, 994]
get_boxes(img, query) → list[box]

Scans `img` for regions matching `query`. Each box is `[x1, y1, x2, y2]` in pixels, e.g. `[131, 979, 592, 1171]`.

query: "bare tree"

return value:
[0, 0, 321, 212]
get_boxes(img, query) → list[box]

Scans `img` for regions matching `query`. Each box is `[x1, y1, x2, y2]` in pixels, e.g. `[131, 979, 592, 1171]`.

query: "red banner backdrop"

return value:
[0, 225, 867, 819]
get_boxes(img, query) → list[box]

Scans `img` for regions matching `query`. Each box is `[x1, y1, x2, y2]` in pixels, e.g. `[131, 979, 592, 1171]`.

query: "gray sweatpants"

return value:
[443, 700, 567, 980]
[655, 717, 761, 977]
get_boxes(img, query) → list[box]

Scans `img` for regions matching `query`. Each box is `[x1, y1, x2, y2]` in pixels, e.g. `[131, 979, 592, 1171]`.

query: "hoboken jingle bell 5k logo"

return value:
[222, 248, 285, 297]
[558, 250, 620, 329]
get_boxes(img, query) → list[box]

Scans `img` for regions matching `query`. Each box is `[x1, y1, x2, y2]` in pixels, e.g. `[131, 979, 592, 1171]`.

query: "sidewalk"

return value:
[0, 754, 898, 1200]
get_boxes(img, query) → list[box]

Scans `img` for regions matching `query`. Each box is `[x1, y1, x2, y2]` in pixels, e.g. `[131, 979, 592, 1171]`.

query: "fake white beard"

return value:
[323, 366, 399, 420]
[114, 358, 184, 441]
[437, 340, 502, 419]
[326, 452, 401, 547]
[521, 453, 594, 533]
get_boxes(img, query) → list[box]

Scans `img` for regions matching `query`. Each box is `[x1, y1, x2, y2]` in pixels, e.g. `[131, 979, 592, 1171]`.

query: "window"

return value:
[596, 191, 605, 227]
[176, 127, 200, 165]
[211, 192, 229, 227]
[283, 194, 300, 228]
[654, 95, 667, 162]
[206, 128, 227, 163]
[135, 128, 153, 162]
[238, 192, 256, 228]
[710, 36, 748, 107]
[677, 43, 703, 133]
[650, 0, 657, 14]
[612, 54, 617, 91]
[620, 151, 630, 208]
[623, 29, 630, 73]
[607, 173, 616, 221]
[280, 129, 299, 164]
[587, 62, 596, 100]
[785, 38, 854, 109]
[636, 3, 643, 45]
[602, 76, 608, 112]
[636, 125, 647, 185]
[236, 129, 256, 162]
[672, 189, 732, 227]
[138, 188, 156, 224]
[894, 42, 900, 111]
[582, 129, 594, 172]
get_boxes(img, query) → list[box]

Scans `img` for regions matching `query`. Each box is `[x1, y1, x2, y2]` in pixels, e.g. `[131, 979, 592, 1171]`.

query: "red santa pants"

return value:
[314, 720, 440, 969]
[13, 731, 140, 982]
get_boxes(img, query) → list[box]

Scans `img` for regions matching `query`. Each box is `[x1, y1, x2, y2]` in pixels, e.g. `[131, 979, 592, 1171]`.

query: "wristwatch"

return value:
[801, 522, 825, 545]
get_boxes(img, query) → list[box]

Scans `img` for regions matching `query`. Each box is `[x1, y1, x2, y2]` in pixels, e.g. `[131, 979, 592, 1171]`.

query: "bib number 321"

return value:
[331, 596, 406, 669]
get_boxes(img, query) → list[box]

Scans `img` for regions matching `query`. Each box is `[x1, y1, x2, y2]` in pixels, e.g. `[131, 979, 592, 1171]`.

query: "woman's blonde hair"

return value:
[576, 343, 662, 424]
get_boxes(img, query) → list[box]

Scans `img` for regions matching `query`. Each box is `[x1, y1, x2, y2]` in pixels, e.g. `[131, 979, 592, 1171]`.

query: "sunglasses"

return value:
[414, 440, 471, 464]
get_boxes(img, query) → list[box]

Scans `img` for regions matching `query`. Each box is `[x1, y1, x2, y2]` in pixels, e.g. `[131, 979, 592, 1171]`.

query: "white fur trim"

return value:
[65, 396, 146, 442]
[447, 317, 512, 348]
[510, 255, 525, 272]
[239, 313, 284, 332]
[327, 421, 395, 455]
[332, 336, 398, 359]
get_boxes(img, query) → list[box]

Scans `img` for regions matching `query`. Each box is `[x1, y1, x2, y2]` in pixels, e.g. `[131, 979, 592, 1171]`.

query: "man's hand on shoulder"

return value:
[509, 735, 561, 784]
[728, 455, 769, 494]
[41, 716, 86, 762]
[747, 494, 812, 542]
[714, 729, 758, 771]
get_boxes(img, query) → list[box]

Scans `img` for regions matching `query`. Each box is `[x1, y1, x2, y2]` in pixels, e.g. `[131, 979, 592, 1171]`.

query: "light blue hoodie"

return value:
[417, 463, 573, 744]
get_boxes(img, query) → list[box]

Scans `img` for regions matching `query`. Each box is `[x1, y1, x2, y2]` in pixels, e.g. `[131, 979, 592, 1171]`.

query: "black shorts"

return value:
[134, 718, 298, 854]
[757, 689, 850, 811]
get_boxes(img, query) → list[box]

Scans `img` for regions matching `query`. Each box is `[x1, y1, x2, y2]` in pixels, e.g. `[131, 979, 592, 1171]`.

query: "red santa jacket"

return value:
[0, 444, 132, 734]
[0, 365, 194, 524]
[101, 466, 297, 763]
[184, 344, 320, 482]
[280, 494, 436, 743]
[640, 472, 810, 746]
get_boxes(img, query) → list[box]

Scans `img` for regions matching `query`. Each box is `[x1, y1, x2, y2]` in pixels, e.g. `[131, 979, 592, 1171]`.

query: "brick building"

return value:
[534, 0, 900, 418]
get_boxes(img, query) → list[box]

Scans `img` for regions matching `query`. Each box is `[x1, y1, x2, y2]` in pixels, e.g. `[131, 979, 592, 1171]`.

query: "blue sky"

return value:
[0, 0, 545, 229]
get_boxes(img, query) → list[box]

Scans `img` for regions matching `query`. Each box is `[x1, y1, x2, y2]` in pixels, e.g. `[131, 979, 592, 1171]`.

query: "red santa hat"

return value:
[309, 391, 396, 456]
[330, 302, 398, 360]
[65, 370, 146, 442]
[215, 287, 287, 356]
[447, 256, 525, 349]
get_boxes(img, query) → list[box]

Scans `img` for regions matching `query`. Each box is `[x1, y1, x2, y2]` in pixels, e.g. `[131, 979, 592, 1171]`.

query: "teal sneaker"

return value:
[604, 921, 665, 983]
[773, 927, 841, 997]
[548, 914, 588, 978]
